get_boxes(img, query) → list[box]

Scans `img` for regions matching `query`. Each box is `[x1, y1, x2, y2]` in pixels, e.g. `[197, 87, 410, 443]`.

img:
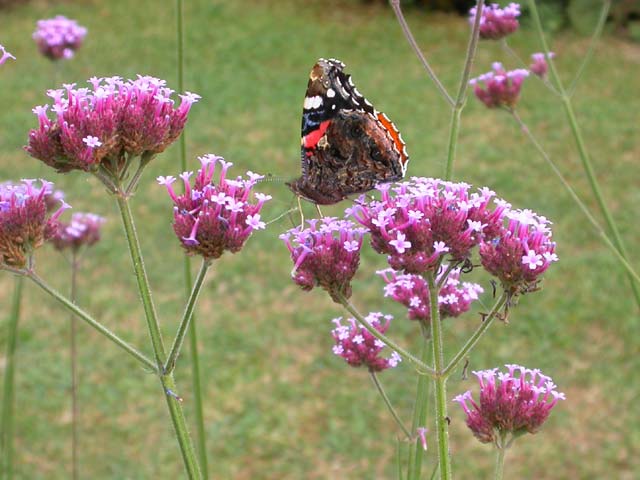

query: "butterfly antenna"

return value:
[258, 173, 287, 184]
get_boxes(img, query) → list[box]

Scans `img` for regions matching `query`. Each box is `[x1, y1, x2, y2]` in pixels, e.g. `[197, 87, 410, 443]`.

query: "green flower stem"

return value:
[500, 40, 559, 95]
[427, 273, 452, 480]
[406, 329, 431, 480]
[443, 292, 507, 377]
[370, 371, 412, 439]
[70, 252, 80, 480]
[445, 0, 484, 180]
[389, 0, 454, 106]
[337, 294, 435, 377]
[175, 0, 209, 474]
[164, 258, 211, 374]
[526, 0, 640, 308]
[1, 275, 24, 479]
[26, 271, 156, 371]
[508, 110, 640, 285]
[494, 446, 506, 480]
[567, 0, 611, 96]
[115, 193, 201, 479]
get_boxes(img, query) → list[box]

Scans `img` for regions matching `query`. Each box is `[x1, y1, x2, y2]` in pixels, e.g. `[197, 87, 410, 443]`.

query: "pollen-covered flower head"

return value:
[51, 212, 105, 252]
[530, 52, 555, 78]
[160, 154, 270, 260]
[0, 44, 16, 66]
[347, 178, 507, 274]
[378, 265, 483, 322]
[0, 179, 69, 268]
[469, 3, 521, 40]
[331, 313, 401, 372]
[26, 76, 200, 175]
[470, 62, 529, 109]
[280, 217, 367, 302]
[479, 208, 558, 296]
[33, 15, 87, 60]
[453, 364, 565, 445]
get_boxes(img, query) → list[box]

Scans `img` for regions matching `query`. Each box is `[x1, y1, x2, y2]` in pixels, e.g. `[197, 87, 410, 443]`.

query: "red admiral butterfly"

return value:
[287, 58, 409, 205]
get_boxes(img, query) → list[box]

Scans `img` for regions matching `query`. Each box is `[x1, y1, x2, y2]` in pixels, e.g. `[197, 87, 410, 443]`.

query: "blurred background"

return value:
[0, 0, 638, 478]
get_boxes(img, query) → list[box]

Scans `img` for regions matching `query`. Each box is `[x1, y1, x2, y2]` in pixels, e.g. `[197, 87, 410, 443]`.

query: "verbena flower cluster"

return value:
[51, 212, 105, 252]
[530, 52, 554, 78]
[469, 62, 529, 109]
[469, 3, 521, 40]
[33, 15, 87, 60]
[480, 208, 557, 295]
[378, 266, 483, 322]
[280, 217, 367, 302]
[453, 364, 565, 445]
[0, 179, 69, 268]
[347, 179, 506, 274]
[159, 154, 270, 260]
[26, 76, 200, 174]
[331, 312, 401, 371]
[1, 44, 16, 65]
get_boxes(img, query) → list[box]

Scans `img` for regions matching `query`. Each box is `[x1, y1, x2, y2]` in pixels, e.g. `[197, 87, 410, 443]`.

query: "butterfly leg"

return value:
[315, 204, 324, 218]
[297, 195, 305, 227]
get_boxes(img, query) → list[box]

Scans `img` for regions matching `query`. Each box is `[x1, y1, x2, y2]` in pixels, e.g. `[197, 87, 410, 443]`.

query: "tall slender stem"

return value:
[427, 273, 452, 480]
[70, 252, 80, 480]
[494, 446, 506, 480]
[508, 110, 640, 285]
[389, 0, 454, 106]
[407, 329, 431, 480]
[165, 259, 211, 374]
[1, 276, 24, 479]
[443, 293, 507, 377]
[444, 0, 484, 180]
[115, 194, 202, 479]
[370, 371, 412, 440]
[337, 294, 435, 376]
[27, 271, 156, 371]
[526, 0, 640, 309]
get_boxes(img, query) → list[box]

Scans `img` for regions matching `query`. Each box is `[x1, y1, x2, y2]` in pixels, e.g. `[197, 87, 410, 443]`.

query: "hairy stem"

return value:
[370, 371, 412, 440]
[1, 276, 23, 479]
[70, 252, 80, 480]
[494, 445, 507, 480]
[116, 194, 202, 479]
[526, 0, 640, 309]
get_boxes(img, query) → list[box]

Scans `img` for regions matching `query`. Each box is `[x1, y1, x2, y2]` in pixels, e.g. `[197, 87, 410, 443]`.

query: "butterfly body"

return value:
[287, 58, 409, 205]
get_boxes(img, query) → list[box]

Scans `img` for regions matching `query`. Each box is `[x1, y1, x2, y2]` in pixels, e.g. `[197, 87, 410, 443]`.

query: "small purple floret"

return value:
[469, 3, 521, 40]
[33, 16, 87, 61]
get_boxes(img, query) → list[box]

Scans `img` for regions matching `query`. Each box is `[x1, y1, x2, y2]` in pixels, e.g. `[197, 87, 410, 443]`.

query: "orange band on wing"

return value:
[303, 120, 331, 151]
[376, 113, 408, 164]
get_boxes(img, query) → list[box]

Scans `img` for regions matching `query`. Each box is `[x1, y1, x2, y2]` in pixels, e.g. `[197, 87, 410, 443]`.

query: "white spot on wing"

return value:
[303, 95, 323, 110]
[327, 88, 336, 98]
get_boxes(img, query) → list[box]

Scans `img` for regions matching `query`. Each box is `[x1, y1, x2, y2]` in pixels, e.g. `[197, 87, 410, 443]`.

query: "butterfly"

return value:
[286, 58, 409, 205]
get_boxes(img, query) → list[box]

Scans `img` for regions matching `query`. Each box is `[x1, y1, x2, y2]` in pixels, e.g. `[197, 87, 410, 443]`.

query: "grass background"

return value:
[1, 0, 639, 478]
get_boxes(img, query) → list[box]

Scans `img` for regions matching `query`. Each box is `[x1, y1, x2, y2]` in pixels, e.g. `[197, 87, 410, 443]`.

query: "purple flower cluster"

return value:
[0, 179, 69, 268]
[530, 52, 554, 78]
[159, 154, 270, 260]
[348, 179, 506, 274]
[469, 3, 521, 40]
[26, 76, 200, 174]
[331, 312, 401, 372]
[33, 15, 87, 60]
[378, 266, 483, 323]
[280, 217, 367, 302]
[51, 212, 105, 252]
[453, 364, 565, 445]
[480, 208, 557, 295]
[1, 44, 15, 65]
[469, 62, 529, 109]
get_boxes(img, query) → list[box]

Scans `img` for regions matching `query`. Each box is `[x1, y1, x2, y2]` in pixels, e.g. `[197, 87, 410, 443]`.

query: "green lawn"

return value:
[1, 0, 639, 478]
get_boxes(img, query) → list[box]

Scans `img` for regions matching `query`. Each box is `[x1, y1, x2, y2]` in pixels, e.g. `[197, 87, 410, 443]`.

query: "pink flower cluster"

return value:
[469, 62, 529, 109]
[530, 52, 554, 78]
[469, 3, 521, 40]
[1, 44, 15, 65]
[51, 212, 105, 252]
[378, 266, 483, 322]
[0, 179, 69, 268]
[331, 313, 401, 372]
[480, 208, 557, 295]
[26, 76, 200, 174]
[280, 217, 367, 302]
[159, 154, 270, 260]
[33, 15, 87, 60]
[348, 179, 506, 274]
[454, 364, 565, 445]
